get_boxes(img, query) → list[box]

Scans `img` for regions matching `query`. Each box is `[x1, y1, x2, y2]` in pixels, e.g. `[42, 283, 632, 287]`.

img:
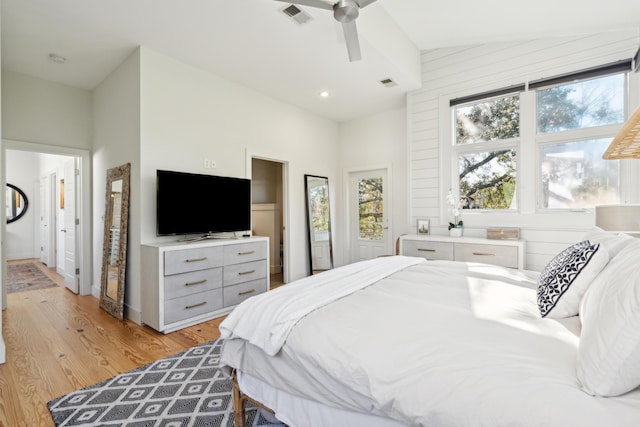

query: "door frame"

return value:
[2, 139, 92, 296]
[246, 150, 290, 284]
[344, 164, 393, 264]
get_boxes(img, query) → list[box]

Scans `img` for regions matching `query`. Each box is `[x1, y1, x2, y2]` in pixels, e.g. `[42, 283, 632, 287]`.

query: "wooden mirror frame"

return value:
[304, 174, 334, 275]
[99, 163, 131, 320]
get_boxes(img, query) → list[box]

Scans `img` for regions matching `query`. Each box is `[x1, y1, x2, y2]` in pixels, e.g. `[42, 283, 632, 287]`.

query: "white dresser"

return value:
[399, 234, 525, 269]
[141, 237, 269, 333]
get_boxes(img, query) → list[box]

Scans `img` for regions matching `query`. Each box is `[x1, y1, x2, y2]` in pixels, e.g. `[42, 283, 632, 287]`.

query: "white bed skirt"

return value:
[238, 370, 407, 427]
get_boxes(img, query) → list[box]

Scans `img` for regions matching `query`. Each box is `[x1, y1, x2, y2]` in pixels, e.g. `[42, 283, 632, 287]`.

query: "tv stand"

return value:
[141, 237, 270, 333]
[179, 233, 242, 242]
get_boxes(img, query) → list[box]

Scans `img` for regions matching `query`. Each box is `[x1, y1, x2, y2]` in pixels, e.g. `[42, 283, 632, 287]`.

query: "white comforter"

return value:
[221, 258, 640, 427]
[219, 255, 426, 355]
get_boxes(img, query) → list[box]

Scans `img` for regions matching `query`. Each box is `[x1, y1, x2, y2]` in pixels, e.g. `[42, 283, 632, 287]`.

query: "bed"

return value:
[220, 227, 640, 427]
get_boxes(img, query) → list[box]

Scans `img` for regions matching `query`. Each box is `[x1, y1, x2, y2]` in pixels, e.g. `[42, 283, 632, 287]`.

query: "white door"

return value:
[63, 159, 78, 293]
[349, 169, 392, 262]
[39, 176, 50, 265]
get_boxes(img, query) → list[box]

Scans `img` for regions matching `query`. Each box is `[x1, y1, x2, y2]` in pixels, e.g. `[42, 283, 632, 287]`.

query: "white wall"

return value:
[4, 151, 71, 262]
[408, 31, 640, 271]
[92, 49, 141, 319]
[138, 47, 341, 285]
[5, 150, 38, 259]
[339, 107, 408, 262]
[2, 71, 92, 148]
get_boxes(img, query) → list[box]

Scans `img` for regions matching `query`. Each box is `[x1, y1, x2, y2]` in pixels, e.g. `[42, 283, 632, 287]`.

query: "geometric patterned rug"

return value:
[47, 339, 284, 427]
[7, 262, 58, 293]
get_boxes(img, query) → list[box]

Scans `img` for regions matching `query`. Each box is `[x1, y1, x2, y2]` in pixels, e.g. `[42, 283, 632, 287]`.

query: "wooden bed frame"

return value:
[231, 370, 287, 427]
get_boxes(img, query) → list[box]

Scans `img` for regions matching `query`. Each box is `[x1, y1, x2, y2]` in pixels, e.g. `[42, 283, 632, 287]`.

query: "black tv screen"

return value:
[156, 169, 251, 236]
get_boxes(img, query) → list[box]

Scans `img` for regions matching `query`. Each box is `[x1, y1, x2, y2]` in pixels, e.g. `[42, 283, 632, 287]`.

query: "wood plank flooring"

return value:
[0, 260, 225, 427]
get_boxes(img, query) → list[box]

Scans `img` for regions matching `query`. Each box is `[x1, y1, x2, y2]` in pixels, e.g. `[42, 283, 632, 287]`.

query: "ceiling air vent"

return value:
[380, 78, 398, 88]
[281, 4, 313, 25]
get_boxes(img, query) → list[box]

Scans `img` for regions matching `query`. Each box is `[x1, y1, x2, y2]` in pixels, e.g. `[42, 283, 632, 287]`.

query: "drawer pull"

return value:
[238, 269, 256, 276]
[185, 279, 207, 286]
[239, 288, 256, 296]
[238, 250, 255, 256]
[185, 301, 207, 310]
[185, 257, 207, 263]
[472, 252, 495, 256]
[418, 248, 436, 252]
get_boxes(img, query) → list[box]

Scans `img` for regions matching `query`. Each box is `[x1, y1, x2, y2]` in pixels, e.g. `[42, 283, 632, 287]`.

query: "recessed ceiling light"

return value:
[319, 91, 330, 98]
[48, 53, 67, 64]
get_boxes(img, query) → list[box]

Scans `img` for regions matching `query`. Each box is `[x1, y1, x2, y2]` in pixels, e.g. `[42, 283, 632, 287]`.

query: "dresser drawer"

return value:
[223, 241, 267, 265]
[163, 267, 222, 300]
[402, 240, 454, 261]
[164, 246, 224, 275]
[164, 288, 223, 325]
[223, 260, 267, 286]
[454, 243, 519, 268]
[223, 278, 267, 308]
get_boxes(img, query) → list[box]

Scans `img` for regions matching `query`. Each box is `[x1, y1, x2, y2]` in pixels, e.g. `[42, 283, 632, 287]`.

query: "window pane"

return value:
[358, 177, 383, 240]
[541, 139, 619, 208]
[536, 74, 625, 133]
[455, 95, 519, 144]
[458, 150, 517, 209]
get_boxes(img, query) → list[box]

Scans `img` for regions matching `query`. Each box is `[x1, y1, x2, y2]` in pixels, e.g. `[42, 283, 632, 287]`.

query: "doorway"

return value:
[348, 168, 393, 262]
[249, 157, 288, 286]
[2, 140, 91, 302]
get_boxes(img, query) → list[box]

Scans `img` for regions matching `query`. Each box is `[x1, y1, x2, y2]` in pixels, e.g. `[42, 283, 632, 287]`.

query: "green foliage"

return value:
[448, 220, 463, 230]
[358, 178, 383, 240]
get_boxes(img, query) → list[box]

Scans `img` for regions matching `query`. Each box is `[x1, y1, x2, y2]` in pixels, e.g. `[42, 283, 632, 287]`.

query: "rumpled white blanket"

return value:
[219, 255, 426, 356]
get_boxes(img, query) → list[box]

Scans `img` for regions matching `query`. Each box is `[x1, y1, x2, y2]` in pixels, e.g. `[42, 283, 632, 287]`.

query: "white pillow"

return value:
[581, 226, 637, 258]
[537, 240, 609, 318]
[577, 239, 640, 396]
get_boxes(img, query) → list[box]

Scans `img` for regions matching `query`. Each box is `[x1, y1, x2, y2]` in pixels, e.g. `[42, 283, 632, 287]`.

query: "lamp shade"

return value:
[602, 107, 640, 159]
[595, 204, 640, 235]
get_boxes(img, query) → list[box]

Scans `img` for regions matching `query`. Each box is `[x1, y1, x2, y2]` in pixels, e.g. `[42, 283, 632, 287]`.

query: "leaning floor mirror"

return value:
[304, 175, 334, 275]
[99, 163, 131, 320]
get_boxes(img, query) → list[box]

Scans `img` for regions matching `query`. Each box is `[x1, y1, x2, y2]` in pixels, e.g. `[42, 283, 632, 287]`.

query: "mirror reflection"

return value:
[100, 163, 130, 320]
[304, 175, 333, 275]
[6, 183, 29, 224]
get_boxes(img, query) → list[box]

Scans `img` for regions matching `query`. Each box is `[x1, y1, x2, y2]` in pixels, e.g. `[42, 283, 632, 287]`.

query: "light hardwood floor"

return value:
[1, 260, 224, 427]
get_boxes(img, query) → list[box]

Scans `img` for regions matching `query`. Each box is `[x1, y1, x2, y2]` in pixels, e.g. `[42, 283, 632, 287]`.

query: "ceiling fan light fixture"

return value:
[334, 0, 359, 23]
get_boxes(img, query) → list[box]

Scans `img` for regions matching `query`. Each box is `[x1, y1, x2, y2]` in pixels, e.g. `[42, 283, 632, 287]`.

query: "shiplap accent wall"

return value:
[408, 31, 640, 271]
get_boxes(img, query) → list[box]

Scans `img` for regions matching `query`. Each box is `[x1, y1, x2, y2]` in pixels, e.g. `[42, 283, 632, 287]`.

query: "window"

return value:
[446, 61, 630, 213]
[358, 177, 383, 240]
[535, 72, 626, 208]
[453, 93, 519, 210]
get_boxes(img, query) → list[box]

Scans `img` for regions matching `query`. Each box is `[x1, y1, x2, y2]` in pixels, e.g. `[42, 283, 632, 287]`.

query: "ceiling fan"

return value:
[275, 0, 377, 62]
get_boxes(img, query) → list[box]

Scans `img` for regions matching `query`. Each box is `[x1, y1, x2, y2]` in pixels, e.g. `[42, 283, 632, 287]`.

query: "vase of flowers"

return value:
[446, 189, 463, 237]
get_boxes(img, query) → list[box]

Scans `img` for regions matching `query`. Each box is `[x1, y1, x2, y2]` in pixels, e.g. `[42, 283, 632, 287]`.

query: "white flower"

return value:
[446, 189, 462, 225]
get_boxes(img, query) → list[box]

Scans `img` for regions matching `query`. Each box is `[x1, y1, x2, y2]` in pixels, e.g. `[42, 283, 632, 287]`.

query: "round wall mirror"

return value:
[7, 183, 29, 224]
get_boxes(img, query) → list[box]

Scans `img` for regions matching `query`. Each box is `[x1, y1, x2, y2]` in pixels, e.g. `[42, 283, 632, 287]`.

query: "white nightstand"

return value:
[399, 234, 525, 269]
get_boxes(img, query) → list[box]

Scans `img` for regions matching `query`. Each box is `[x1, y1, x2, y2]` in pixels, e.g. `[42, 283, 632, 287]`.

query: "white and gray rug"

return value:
[47, 339, 284, 427]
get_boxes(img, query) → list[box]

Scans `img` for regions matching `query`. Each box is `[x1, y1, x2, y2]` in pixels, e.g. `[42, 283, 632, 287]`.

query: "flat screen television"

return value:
[156, 169, 251, 237]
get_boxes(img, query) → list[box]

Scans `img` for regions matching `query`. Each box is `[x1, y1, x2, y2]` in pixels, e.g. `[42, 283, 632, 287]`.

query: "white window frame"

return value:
[439, 69, 640, 227]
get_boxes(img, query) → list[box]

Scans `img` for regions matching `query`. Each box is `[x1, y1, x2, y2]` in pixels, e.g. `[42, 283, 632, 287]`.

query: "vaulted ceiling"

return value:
[2, 0, 639, 122]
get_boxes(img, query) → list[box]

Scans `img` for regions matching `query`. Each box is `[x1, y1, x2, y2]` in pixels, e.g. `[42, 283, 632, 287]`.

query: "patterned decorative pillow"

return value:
[537, 240, 609, 318]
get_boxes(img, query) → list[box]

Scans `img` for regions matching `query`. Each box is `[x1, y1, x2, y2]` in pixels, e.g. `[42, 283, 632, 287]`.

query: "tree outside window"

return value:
[454, 94, 519, 210]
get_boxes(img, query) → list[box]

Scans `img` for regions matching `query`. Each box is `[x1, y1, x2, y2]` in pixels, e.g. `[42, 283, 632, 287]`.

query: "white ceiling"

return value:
[2, 0, 640, 122]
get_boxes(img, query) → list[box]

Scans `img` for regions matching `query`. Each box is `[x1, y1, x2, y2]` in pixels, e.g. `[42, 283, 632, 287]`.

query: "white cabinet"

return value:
[141, 237, 269, 333]
[399, 235, 524, 269]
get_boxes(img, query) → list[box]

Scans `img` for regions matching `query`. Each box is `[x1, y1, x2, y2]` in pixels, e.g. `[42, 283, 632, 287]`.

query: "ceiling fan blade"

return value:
[274, 0, 334, 11]
[341, 21, 362, 62]
[355, 0, 376, 8]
